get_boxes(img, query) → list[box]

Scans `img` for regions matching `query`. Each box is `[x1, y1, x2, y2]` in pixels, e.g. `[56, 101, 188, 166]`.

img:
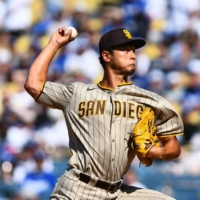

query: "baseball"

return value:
[64, 26, 78, 40]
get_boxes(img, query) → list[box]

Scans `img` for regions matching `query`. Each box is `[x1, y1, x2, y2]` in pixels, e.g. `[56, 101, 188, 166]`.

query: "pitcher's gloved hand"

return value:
[131, 107, 160, 166]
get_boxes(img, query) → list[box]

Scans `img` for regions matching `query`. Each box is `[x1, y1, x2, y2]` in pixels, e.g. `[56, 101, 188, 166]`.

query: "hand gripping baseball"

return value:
[131, 107, 160, 166]
[50, 27, 78, 48]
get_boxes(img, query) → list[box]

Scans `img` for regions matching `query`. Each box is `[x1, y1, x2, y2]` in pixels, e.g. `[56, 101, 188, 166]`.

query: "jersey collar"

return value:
[97, 81, 133, 91]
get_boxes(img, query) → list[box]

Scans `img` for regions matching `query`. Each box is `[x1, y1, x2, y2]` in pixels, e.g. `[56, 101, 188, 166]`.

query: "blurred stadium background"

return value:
[0, 0, 200, 199]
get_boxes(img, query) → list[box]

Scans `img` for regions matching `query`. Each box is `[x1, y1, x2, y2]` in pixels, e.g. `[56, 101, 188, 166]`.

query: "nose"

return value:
[129, 50, 136, 59]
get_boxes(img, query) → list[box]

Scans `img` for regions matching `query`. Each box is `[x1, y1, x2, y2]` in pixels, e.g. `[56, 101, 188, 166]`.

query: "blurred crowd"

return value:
[0, 0, 200, 199]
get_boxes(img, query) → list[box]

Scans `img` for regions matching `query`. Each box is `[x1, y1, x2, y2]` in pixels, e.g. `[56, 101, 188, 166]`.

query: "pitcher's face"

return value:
[110, 44, 136, 76]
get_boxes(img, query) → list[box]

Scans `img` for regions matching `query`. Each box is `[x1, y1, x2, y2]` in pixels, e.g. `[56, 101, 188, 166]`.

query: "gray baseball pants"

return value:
[50, 168, 175, 200]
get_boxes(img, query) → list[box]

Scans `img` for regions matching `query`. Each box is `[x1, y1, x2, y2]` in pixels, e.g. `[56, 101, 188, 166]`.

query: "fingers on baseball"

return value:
[59, 27, 72, 38]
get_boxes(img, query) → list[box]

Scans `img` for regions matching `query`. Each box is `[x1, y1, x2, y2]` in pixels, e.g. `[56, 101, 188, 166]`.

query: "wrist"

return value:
[47, 41, 61, 51]
[158, 147, 164, 159]
[146, 145, 164, 160]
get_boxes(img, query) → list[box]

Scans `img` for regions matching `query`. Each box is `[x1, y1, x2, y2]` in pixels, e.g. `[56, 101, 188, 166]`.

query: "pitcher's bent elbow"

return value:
[24, 80, 41, 99]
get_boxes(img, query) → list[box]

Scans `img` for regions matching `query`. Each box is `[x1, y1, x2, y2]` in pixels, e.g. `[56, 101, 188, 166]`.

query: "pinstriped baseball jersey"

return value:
[36, 81, 184, 183]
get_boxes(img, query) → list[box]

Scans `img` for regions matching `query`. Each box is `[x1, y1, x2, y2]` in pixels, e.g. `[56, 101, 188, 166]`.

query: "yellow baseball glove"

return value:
[131, 107, 160, 166]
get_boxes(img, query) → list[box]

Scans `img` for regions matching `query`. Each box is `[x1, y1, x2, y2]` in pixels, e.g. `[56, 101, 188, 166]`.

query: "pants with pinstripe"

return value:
[50, 168, 175, 200]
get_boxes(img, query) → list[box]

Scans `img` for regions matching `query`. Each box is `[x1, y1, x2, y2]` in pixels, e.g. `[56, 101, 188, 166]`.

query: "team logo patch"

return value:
[123, 30, 132, 39]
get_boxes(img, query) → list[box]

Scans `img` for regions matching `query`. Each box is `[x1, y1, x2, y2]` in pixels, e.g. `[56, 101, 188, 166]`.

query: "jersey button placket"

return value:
[110, 93, 116, 170]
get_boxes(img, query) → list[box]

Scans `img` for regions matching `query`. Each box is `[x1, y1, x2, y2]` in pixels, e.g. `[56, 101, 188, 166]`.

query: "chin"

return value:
[126, 68, 135, 76]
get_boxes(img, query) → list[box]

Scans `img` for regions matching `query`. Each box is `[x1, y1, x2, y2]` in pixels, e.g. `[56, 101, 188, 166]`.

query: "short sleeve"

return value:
[154, 97, 184, 137]
[36, 81, 74, 109]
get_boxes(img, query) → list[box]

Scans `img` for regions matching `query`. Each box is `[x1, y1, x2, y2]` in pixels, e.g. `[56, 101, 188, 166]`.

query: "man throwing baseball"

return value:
[24, 27, 184, 200]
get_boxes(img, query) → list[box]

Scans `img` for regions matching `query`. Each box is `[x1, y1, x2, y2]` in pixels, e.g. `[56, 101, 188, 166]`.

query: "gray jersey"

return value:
[36, 81, 183, 182]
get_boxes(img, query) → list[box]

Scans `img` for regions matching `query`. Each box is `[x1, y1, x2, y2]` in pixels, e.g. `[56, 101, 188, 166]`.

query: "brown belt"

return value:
[79, 173, 122, 193]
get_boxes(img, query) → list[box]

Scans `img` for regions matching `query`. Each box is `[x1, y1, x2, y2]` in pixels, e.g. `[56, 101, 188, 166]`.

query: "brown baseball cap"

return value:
[99, 28, 146, 53]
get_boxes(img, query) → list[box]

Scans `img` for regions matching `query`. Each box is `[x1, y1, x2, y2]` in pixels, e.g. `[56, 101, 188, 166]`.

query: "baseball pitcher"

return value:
[24, 27, 184, 200]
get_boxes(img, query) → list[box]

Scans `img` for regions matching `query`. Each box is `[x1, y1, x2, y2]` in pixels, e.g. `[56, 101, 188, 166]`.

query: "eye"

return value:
[125, 48, 132, 52]
[126, 47, 135, 52]
[127, 48, 135, 53]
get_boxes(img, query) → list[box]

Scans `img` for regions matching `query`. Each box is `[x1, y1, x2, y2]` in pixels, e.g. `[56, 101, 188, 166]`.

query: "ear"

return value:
[101, 50, 111, 62]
